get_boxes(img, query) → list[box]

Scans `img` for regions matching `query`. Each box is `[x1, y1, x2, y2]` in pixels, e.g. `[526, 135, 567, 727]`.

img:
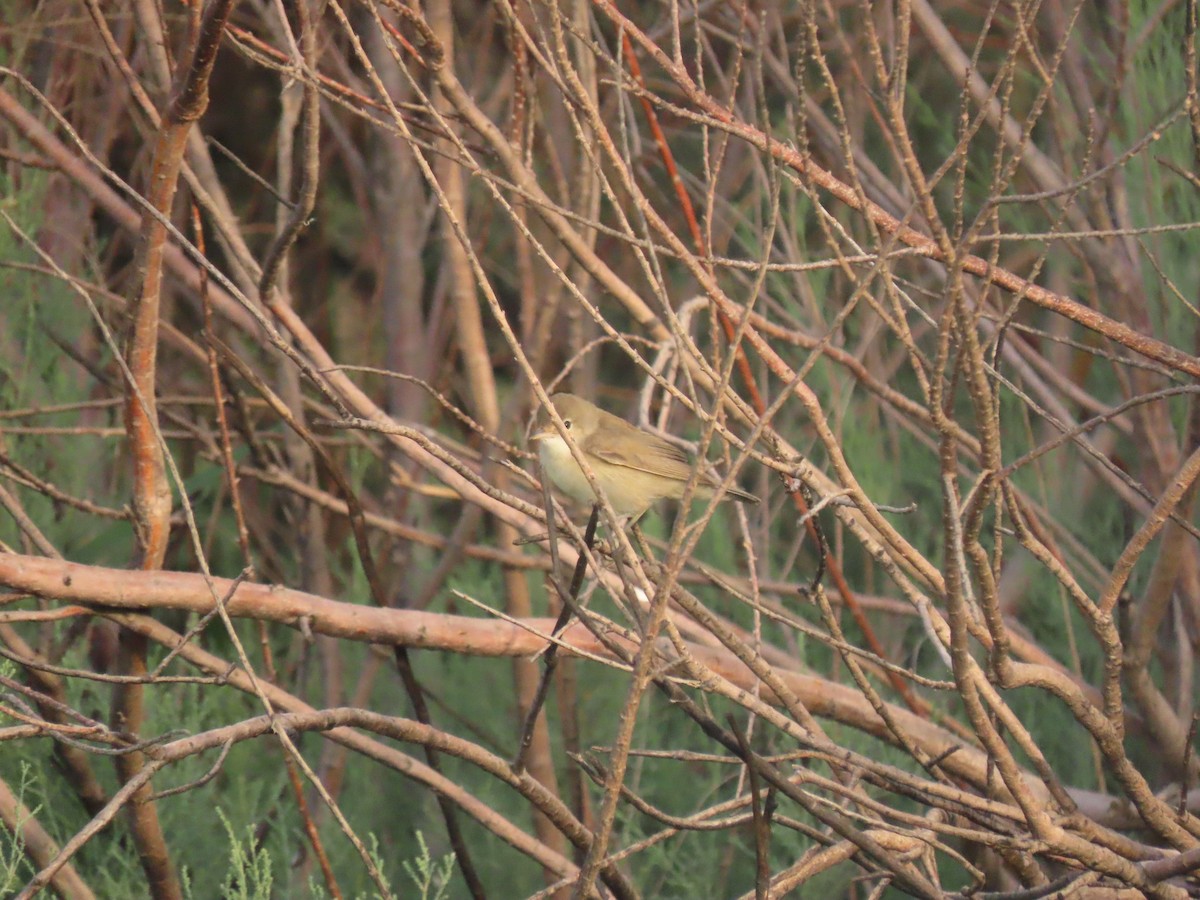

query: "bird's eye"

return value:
[564, 419, 572, 430]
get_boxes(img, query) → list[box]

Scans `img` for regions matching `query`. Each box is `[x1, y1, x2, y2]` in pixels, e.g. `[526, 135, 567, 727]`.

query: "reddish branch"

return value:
[618, 31, 928, 719]
[118, 3, 238, 899]
[597, 0, 1200, 380]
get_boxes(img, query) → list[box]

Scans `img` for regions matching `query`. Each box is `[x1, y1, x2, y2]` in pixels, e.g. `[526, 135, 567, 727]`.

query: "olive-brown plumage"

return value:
[532, 393, 759, 520]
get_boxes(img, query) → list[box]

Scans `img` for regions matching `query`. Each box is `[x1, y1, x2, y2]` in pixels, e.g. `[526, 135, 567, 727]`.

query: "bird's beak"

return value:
[530, 424, 553, 442]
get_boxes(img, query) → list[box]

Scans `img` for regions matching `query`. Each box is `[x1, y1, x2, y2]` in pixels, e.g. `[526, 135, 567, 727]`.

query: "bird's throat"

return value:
[537, 435, 596, 506]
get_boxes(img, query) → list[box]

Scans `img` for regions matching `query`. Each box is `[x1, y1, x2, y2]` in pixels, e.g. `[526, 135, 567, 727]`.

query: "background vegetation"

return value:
[1, 0, 1200, 897]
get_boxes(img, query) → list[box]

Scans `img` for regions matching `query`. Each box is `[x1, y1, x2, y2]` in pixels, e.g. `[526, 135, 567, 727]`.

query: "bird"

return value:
[530, 392, 759, 522]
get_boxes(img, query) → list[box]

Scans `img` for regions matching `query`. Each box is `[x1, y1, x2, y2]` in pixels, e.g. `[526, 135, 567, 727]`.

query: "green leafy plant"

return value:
[400, 832, 453, 900]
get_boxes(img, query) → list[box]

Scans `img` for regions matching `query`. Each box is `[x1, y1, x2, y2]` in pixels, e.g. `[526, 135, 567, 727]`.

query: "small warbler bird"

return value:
[531, 393, 759, 521]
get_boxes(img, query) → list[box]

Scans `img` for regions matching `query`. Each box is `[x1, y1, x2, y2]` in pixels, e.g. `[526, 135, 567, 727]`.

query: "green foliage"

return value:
[0, 168, 132, 564]
[210, 808, 274, 900]
[0, 763, 35, 894]
[401, 831, 454, 900]
[1119, 13, 1200, 339]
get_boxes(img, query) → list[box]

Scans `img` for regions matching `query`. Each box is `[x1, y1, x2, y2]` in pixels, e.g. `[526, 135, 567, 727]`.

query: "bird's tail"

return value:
[723, 484, 760, 504]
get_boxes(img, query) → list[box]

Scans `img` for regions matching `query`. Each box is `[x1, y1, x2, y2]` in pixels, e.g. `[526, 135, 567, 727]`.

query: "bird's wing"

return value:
[583, 419, 695, 480]
[586, 415, 760, 503]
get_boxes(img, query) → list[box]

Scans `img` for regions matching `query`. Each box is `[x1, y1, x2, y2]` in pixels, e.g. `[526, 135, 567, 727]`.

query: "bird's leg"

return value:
[512, 503, 600, 774]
